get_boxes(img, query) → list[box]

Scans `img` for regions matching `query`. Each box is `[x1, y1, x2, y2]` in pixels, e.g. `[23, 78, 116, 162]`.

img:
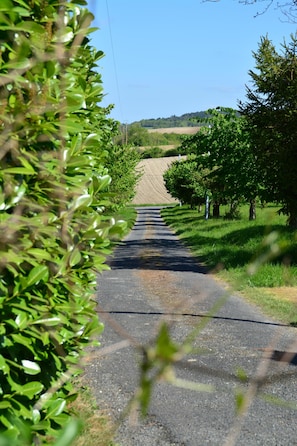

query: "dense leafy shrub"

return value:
[105, 145, 141, 210]
[141, 146, 164, 159]
[164, 156, 207, 207]
[0, 1, 124, 443]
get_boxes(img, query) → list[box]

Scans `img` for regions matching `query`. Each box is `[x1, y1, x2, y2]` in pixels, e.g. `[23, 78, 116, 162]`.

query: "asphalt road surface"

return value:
[85, 207, 297, 446]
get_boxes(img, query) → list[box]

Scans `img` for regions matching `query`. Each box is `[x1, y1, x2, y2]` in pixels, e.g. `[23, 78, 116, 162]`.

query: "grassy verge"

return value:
[161, 204, 297, 325]
[70, 381, 117, 446]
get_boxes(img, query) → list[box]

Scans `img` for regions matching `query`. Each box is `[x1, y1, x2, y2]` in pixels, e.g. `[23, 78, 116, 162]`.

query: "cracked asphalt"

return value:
[84, 207, 297, 446]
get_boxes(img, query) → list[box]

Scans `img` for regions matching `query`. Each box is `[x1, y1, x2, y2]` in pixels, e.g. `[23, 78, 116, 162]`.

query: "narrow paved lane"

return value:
[86, 207, 297, 446]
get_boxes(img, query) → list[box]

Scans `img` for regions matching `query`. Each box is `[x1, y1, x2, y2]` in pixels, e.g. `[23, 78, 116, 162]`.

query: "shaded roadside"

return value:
[84, 207, 297, 446]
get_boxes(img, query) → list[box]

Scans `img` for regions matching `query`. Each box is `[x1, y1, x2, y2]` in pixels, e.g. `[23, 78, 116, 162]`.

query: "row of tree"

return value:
[114, 123, 182, 147]
[164, 34, 297, 227]
[135, 111, 207, 128]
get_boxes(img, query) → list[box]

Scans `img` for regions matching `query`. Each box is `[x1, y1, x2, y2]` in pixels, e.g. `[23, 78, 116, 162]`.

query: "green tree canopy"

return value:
[240, 34, 297, 227]
[163, 156, 207, 207]
[181, 108, 261, 219]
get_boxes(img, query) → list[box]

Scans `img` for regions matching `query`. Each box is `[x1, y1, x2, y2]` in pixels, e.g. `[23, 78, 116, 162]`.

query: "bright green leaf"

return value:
[16, 21, 45, 35]
[26, 265, 49, 288]
[58, 119, 84, 133]
[69, 248, 82, 267]
[0, 401, 11, 409]
[21, 360, 41, 375]
[70, 194, 92, 211]
[52, 419, 82, 446]
[3, 166, 35, 175]
[20, 382, 44, 399]
[45, 398, 66, 419]
[0, 0, 13, 10]
[66, 93, 86, 112]
[0, 355, 9, 375]
[96, 175, 111, 191]
[32, 317, 62, 327]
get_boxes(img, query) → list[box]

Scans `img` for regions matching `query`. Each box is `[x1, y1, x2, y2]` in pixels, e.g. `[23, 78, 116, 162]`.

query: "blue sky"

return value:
[87, 1, 296, 123]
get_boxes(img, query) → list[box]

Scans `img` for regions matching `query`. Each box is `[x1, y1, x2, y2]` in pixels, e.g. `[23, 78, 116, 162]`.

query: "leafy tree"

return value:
[126, 123, 150, 146]
[181, 108, 261, 219]
[163, 156, 207, 208]
[240, 34, 297, 227]
[0, 0, 124, 443]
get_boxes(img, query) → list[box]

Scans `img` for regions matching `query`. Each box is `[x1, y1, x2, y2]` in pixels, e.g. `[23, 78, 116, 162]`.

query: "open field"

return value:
[147, 126, 200, 134]
[132, 156, 180, 205]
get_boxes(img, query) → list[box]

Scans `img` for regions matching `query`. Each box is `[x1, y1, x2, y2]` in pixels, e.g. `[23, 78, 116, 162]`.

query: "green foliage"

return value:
[115, 125, 182, 148]
[145, 132, 182, 146]
[104, 144, 141, 211]
[141, 146, 164, 159]
[163, 147, 181, 157]
[135, 111, 207, 128]
[180, 108, 262, 218]
[240, 33, 297, 227]
[163, 156, 207, 207]
[120, 123, 150, 147]
[0, 0, 124, 443]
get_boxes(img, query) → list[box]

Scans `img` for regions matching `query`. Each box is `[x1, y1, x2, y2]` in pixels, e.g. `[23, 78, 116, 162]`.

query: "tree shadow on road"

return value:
[108, 237, 208, 273]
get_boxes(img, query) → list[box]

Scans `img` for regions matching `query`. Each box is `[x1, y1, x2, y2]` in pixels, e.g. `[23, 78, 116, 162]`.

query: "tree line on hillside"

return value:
[164, 34, 297, 228]
[133, 111, 208, 128]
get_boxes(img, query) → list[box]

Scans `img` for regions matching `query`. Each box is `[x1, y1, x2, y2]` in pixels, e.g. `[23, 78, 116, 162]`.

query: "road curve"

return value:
[85, 207, 297, 446]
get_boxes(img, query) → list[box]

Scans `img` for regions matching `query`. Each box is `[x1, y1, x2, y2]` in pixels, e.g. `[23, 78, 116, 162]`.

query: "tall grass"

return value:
[161, 204, 297, 324]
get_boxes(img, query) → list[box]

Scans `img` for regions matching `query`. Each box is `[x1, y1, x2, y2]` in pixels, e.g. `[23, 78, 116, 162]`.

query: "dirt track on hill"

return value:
[132, 156, 180, 205]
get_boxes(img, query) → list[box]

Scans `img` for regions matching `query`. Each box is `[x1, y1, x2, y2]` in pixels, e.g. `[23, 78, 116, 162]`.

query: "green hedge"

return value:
[0, 1, 124, 444]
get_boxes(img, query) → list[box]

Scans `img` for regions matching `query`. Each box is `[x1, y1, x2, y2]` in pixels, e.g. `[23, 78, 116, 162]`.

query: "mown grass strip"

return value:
[161, 204, 297, 325]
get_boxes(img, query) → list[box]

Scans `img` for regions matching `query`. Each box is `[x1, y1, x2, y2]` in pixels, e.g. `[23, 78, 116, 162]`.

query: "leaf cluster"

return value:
[0, 1, 124, 443]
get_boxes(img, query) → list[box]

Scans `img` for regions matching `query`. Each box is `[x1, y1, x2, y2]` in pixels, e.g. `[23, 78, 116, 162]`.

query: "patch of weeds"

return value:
[70, 381, 117, 446]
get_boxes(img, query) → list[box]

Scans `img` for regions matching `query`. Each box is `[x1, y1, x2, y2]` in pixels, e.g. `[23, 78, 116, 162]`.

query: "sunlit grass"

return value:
[70, 381, 116, 446]
[161, 204, 297, 324]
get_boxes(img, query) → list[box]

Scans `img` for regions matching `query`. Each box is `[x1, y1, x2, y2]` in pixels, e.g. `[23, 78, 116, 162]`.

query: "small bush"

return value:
[141, 147, 164, 158]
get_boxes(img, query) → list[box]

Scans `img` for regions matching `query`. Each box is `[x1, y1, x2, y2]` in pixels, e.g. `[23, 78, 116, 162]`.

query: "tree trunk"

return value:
[229, 200, 239, 219]
[286, 201, 297, 228]
[288, 212, 297, 228]
[249, 199, 256, 220]
[213, 201, 220, 218]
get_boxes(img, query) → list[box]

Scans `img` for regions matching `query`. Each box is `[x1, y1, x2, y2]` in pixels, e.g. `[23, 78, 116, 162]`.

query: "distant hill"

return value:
[134, 111, 207, 129]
